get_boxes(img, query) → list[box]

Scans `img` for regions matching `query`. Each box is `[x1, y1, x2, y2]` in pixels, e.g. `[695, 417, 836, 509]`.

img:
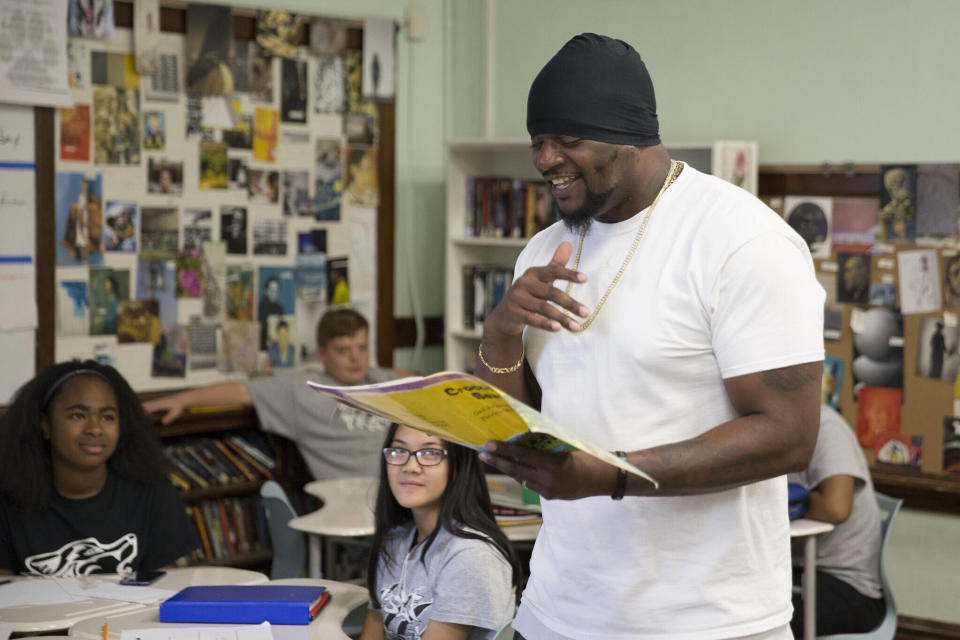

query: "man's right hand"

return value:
[142, 396, 186, 425]
[484, 241, 590, 338]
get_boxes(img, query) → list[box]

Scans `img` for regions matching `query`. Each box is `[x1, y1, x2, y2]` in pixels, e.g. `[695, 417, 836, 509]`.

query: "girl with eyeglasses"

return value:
[359, 422, 521, 640]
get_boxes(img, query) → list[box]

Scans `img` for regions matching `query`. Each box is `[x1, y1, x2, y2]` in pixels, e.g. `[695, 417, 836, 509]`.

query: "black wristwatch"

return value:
[611, 450, 628, 500]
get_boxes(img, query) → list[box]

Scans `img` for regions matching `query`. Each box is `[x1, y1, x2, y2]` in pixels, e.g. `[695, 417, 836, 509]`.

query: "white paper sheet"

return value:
[0, 0, 72, 107]
[0, 104, 35, 162]
[120, 621, 275, 640]
[0, 327, 33, 402]
[0, 578, 89, 606]
[55, 578, 175, 604]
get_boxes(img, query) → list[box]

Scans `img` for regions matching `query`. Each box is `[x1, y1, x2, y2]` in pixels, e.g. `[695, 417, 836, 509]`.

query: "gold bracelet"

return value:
[478, 342, 524, 374]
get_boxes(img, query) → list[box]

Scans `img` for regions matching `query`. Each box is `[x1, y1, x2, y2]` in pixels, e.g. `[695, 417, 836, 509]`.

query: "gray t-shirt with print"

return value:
[788, 405, 883, 598]
[246, 366, 396, 480]
[373, 522, 515, 639]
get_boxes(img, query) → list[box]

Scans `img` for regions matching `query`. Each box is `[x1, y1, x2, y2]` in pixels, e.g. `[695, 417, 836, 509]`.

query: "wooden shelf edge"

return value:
[151, 406, 259, 438]
[870, 465, 960, 514]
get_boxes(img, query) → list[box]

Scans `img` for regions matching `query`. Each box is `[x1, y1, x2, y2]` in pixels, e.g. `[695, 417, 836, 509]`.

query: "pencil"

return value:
[103, 622, 108, 640]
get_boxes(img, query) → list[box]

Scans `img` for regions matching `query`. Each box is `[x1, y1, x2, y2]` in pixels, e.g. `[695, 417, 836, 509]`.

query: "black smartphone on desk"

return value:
[119, 569, 166, 585]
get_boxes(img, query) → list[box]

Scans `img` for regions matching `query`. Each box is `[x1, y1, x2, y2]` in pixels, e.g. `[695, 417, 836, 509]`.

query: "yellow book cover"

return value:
[307, 371, 657, 486]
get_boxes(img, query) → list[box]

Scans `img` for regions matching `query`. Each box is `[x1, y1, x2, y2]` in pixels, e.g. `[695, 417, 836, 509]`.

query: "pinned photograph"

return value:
[314, 137, 342, 220]
[783, 196, 831, 258]
[249, 44, 274, 103]
[309, 18, 347, 56]
[345, 146, 378, 208]
[144, 51, 180, 102]
[202, 240, 227, 321]
[143, 111, 165, 150]
[345, 50, 375, 117]
[266, 316, 297, 368]
[248, 169, 279, 204]
[298, 229, 327, 255]
[117, 300, 159, 343]
[56, 172, 104, 266]
[252, 219, 287, 256]
[189, 316, 218, 371]
[944, 417, 960, 473]
[68, 41, 89, 89]
[916, 317, 960, 382]
[916, 164, 959, 236]
[282, 170, 310, 215]
[92, 86, 140, 165]
[944, 253, 960, 311]
[345, 113, 376, 146]
[140, 207, 179, 260]
[185, 96, 204, 138]
[295, 251, 326, 302]
[362, 18, 395, 100]
[176, 248, 205, 298]
[897, 249, 941, 314]
[153, 323, 187, 377]
[253, 108, 278, 162]
[821, 356, 844, 411]
[60, 104, 91, 162]
[219, 320, 260, 373]
[91, 52, 138, 88]
[257, 10, 303, 58]
[221, 206, 248, 255]
[868, 282, 897, 308]
[257, 266, 295, 349]
[856, 386, 901, 450]
[280, 58, 307, 123]
[136, 259, 177, 327]
[327, 256, 350, 305]
[182, 208, 213, 250]
[199, 142, 228, 190]
[69, 0, 115, 39]
[57, 280, 89, 336]
[103, 201, 137, 252]
[185, 4, 235, 95]
[836, 253, 870, 305]
[313, 55, 344, 114]
[879, 165, 917, 242]
[223, 114, 253, 149]
[226, 265, 255, 321]
[831, 197, 880, 254]
[89, 267, 130, 335]
[148, 158, 183, 195]
[228, 158, 249, 191]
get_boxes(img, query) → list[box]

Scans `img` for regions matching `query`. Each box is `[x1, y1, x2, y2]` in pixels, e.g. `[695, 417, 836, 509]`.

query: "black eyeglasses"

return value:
[382, 447, 448, 466]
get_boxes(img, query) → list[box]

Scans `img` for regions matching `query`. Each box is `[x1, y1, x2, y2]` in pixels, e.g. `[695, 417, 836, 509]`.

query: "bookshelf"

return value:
[444, 138, 758, 371]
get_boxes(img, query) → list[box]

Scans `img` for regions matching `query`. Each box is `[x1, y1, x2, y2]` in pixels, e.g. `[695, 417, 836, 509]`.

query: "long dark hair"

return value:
[0, 359, 171, 512]
[366, 423, 522, 607]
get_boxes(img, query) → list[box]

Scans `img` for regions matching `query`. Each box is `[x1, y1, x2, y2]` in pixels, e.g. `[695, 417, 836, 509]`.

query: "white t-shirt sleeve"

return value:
[710, 230, 825, 379]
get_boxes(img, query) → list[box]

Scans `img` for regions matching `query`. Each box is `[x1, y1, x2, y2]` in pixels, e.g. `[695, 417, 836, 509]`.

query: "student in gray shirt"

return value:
[360, 423, 521, 640]
[788, 404, 885, 637]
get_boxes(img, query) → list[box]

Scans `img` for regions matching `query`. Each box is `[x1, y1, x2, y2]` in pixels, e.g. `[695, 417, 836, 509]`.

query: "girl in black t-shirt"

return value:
[0, 360, 197, 576]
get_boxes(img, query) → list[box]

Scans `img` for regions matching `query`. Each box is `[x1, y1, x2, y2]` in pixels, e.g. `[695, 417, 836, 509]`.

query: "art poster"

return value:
[314, 137, 342, 221]
[103, 200, 137, 252]
[225, 264, 254, 321]
[60, 104, 91, 161]
[256, 266, 295, 350]
[879, 165, 917, 242]
[55, 172, 105, 266]
[184, 4, 234, 95]
[856, 386, 902, 450]
[136, 259, 176, 327]
[89, 266, 129, 335]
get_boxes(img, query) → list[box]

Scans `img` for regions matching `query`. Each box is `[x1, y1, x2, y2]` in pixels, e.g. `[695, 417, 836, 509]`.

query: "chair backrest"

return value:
[817, 491, 902, 640]
[260, 480, 307, 579]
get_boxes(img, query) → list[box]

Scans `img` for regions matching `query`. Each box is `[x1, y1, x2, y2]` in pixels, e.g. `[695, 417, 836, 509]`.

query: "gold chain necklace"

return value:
[565, 159, 683, 331]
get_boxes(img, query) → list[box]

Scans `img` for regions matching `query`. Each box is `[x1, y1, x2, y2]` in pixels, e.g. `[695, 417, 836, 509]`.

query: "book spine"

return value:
[464, 176, 475, 237]
[225, 438, 274, 480]
[510, 178, 525, 239]
[191, 505, 214, 561]
[217, 498, 238, 556]
[462, 265, 475, 330]
[203, 501, 226, 559]
[231, 497, 251, 554]
[214, 439, 257, 482]
[170, 448, 210, 489]
[229, 434, 276, 470]
[184, 445, 225, 486]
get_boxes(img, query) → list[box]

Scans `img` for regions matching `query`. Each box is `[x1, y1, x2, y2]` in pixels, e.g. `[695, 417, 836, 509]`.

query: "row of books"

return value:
[492, 504, 543, 527]
[465, 176, 558, 239]
[187, 495, 268, 562]
[462, 264, 514, 330]
[167, 434, 276, 492]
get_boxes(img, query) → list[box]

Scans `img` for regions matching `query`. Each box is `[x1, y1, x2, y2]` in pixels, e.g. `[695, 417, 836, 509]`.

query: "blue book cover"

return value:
[159, 585, 329, 625]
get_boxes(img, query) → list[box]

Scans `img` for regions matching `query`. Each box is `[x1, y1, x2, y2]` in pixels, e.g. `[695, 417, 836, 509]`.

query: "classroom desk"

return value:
[68, 578, 367, 640]
[289, 475, 542, 578]
[790, 517, 836, 640]
[0, 566, 267, 635]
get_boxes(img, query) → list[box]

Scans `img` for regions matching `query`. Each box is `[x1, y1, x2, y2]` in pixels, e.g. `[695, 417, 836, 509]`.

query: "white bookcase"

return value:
[443, 138, 758, 371]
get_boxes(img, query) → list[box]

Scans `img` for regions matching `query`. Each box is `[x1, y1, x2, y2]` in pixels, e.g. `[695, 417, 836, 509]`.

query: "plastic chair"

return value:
[817, 492, 902, 640]
[260, 480, 307, 579]
[491, 622, 514, 640]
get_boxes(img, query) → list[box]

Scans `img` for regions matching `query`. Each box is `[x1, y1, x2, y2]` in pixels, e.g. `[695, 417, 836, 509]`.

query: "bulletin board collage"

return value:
[767, 164, 960, 476]
[53, 4, 395, 393]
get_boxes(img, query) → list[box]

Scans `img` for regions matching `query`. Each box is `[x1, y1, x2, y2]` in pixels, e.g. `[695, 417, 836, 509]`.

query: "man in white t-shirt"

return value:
[475, 34, 825, 640]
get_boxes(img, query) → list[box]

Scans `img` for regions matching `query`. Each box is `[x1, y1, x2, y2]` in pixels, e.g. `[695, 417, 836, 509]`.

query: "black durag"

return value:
[527, 33, 661, 146]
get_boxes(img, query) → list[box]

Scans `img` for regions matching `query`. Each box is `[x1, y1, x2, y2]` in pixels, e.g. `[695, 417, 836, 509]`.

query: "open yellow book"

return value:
[307, 371, 657, 487]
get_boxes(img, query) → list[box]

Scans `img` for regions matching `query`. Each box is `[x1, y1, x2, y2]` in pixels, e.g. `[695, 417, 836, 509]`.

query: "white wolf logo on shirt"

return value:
[24, 533, 138, 576]
[337, 405, 391, 433]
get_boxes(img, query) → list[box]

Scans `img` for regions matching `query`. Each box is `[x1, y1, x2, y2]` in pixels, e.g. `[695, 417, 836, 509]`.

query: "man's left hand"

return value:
[480, 440, 620, 500]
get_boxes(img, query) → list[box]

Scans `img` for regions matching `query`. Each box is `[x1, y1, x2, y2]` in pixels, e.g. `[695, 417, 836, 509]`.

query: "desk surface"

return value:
[291, 475, 541, 543]
[790, 518, 836, 537]
[0, 567, 267, 634]
[69, 579, 368, 640]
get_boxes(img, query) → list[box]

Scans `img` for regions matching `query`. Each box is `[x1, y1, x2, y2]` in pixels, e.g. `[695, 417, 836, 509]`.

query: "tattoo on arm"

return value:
[760, 365, 816, 393]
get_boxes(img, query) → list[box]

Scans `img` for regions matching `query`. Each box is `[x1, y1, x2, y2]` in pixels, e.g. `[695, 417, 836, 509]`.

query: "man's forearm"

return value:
[174, 381, 253, 410]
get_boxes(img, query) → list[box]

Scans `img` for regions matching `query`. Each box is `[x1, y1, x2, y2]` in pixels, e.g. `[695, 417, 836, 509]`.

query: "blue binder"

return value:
[159, 585, 329, 625]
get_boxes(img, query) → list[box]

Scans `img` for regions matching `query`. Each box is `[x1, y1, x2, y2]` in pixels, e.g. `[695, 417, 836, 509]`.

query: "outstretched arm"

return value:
[142, 381, 252, 425]
[805, 474, 855, 524]
[481, 360, 822, 499]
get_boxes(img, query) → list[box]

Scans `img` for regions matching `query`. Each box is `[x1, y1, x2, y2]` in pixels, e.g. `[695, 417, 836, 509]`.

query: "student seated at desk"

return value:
[360, 423, 520, 640]
[788, 405, 885, 638]
[144, 309, 414, 481]
[0, 360, 197, 576]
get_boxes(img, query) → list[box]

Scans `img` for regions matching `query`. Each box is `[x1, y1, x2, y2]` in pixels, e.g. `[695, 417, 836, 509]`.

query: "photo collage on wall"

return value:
[765, 163, 960, 471]
[54, 4, 396, 390]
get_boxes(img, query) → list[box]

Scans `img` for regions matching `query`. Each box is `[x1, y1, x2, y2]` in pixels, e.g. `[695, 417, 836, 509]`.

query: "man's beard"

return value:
[559, 186, 613, 234]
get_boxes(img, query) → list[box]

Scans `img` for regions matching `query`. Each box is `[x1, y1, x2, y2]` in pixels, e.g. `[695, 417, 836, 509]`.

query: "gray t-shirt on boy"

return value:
[789, 405, 883, 598]
[246, 366, 396, 480]
[373, 522, 515, 639]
